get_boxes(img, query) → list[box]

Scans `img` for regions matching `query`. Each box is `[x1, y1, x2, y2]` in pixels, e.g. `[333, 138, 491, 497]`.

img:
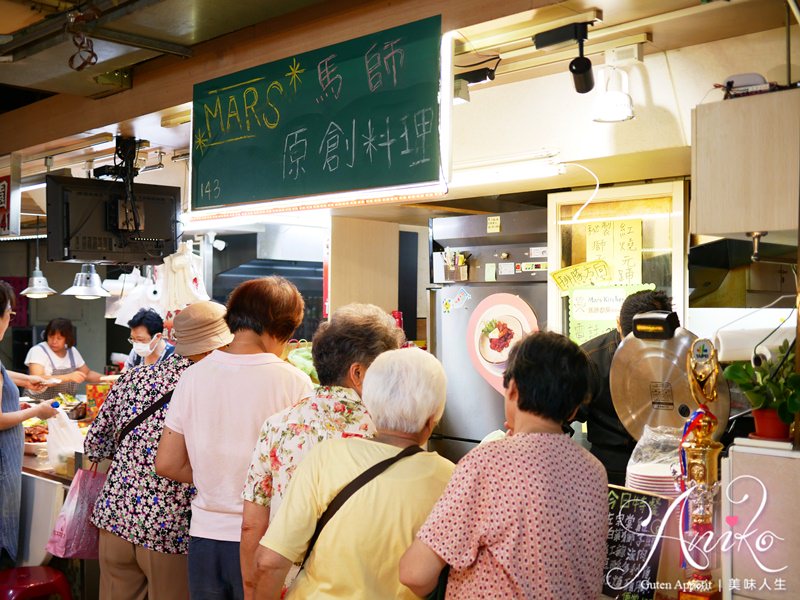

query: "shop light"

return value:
[453, 79, 470, 104]
[181, 181, 447, 232]
[161, 109, 192, 128]
[21, 217, 56, 299]
[61, 264, 111, 300]
[450, 158, 564, 189]
[533, 22, 594, 93]
[592, 66, 635, 123]
[140, 151, 165, 172]
[22, 133, 114, 163]
[557, 212, 673, 226]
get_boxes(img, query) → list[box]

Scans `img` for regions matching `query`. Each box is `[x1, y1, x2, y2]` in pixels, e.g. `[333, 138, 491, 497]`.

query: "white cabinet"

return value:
[691, 88, 800, 237]
[721, 444, 800, 599]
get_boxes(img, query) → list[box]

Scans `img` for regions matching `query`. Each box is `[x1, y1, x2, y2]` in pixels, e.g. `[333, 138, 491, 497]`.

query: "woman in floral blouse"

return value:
[84, 301, 233, 600]
[240, 303, 405, 598]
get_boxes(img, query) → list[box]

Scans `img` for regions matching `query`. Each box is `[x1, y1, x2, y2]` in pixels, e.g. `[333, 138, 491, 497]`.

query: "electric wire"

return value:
[561, 162, 600, 221]
[454, 56, 502, 69]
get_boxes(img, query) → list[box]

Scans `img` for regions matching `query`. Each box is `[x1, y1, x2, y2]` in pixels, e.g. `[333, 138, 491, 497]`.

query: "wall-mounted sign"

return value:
[568, 283, 655, 345]
[0, 175, 21, 237]
[192, 16, 441, 209]
[586, 219, 643, 285]
[551, 259, 612, 292]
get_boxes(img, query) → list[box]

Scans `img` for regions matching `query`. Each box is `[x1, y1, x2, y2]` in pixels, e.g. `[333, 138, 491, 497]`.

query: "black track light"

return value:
[533, 21, 595, 94]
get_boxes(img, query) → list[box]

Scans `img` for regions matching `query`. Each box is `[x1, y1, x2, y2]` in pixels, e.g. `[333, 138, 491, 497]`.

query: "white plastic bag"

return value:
[47, 410, 84, 471]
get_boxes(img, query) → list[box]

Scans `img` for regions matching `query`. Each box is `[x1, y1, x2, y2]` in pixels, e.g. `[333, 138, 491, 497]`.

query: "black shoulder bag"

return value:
[115, 390, 174, 445]
[301, 444, 423, 567]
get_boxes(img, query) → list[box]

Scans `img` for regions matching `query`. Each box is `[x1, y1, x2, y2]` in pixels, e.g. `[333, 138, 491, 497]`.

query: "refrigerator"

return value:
[428, 209, 549, 461]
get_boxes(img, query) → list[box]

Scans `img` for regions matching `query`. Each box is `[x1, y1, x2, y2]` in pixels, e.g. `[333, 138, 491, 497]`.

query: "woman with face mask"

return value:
[25, 317, 104, 401]
[123, 308, 175, 371]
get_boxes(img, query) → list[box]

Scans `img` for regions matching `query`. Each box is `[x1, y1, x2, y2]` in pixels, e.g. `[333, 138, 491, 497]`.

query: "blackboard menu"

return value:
[604, 485, 671, 600]
[191, 16, 441, 209]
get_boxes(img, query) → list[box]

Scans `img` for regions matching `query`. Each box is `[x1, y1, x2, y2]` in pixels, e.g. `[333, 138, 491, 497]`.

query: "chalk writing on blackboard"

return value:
[192, 16, 441, 209]
[604, 485, 671, 600]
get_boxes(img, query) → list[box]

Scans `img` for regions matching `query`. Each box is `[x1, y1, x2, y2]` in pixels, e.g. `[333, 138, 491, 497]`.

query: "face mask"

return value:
[132, 335, 158, 358]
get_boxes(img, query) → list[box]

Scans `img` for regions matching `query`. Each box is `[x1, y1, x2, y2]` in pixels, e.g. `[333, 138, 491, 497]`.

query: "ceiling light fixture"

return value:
[533, 22, 594, 93]
[172, 151, 191, 162]
[140, 151, 165, 172]
[22, 133, 114, 163]
[592, 66, 635, 123]
[453, 64, 497, 105]
[61, 264, 111, 300]
[453, 78, 470, 104]
[455, 66, 496, 85]
[161, 110, 192, 128]
[20, 216, 56, 299]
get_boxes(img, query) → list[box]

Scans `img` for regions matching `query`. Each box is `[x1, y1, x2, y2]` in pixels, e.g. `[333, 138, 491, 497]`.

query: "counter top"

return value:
[22, 452, 74, 486]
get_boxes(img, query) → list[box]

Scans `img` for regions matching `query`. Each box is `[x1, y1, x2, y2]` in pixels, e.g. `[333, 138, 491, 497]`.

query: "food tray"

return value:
[24, 441, 47, 456]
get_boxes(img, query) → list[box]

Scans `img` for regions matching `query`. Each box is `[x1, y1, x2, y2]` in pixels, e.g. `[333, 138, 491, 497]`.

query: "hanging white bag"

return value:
[46, 409, 84, 472]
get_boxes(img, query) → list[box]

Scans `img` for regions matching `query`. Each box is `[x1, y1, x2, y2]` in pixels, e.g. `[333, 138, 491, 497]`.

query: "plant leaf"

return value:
[777, 402, 794, 424]
[786, 373, 800, 390]
[723, 363, 752, 385]
[766, 381, 783, 402]
[744, 390, 767, 409]
[788, 391, 800, 414]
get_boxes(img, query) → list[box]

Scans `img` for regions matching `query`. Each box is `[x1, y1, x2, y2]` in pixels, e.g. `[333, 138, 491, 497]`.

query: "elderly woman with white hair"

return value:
[253, 348, 455, 600]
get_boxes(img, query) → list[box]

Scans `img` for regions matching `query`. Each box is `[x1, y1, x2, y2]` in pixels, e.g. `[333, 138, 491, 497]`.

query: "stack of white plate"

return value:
[625, 463, 679, 497]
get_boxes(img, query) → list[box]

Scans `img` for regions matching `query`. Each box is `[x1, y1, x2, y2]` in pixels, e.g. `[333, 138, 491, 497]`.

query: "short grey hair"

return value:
[362, 348, 447, 434]
[312, 303, 405, 386]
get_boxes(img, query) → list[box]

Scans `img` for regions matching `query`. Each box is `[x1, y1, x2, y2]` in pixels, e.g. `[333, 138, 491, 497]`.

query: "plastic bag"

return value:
[45, 467, 106, 559]
[47, 409, 84, 472]
[287, 343, 318, 384]
[627, 424, 683, 469]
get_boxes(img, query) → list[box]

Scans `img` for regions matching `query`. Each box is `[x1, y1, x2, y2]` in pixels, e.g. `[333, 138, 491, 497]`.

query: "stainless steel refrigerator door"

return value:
[430, 282, 548, 460]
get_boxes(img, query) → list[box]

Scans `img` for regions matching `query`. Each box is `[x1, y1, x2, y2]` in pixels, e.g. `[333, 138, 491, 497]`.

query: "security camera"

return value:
[212, 239, 227, 251]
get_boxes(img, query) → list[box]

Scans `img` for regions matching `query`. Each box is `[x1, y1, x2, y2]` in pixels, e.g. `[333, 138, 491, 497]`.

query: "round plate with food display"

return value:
[477, 314, 524, 365]
[466, 293, 539, 394]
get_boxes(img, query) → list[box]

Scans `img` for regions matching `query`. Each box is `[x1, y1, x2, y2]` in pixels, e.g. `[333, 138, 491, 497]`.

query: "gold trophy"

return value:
[678, 338, 723, 600]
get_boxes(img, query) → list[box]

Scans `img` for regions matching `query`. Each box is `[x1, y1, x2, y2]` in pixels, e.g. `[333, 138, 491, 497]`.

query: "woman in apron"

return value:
[25, 318, 104, 402]
[0, 282, 58, 567]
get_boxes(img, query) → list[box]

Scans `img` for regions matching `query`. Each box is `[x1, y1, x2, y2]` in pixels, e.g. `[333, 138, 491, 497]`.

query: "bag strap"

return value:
[302, 444, 424, 567]
[115, 390, 174, 445]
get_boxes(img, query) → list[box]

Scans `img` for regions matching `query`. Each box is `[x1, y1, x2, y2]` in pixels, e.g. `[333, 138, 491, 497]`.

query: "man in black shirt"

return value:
[577, 290, 672, 486]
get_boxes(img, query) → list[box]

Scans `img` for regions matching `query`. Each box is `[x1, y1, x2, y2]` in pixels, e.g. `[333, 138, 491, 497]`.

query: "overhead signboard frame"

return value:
[191, 16, 442, 210]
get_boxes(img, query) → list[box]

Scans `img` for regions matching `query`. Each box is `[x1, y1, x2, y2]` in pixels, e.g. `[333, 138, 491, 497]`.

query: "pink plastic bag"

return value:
[46, 466, 106, 559]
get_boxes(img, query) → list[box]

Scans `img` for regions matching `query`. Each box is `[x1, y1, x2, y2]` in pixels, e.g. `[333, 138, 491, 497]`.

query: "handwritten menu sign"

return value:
[586, 219, 643, 285]
[568, 284, 654, 345]
[551, 259, 612, 292]
[604, 485, 670, 600]
[192, 16, 441, 209]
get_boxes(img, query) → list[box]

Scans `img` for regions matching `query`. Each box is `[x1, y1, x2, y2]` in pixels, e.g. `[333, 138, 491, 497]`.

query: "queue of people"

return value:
[2, 274, 614, 599]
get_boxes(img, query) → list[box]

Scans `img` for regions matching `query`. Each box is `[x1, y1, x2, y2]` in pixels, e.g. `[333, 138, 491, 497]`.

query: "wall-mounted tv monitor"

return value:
[46, 175, 181, 265]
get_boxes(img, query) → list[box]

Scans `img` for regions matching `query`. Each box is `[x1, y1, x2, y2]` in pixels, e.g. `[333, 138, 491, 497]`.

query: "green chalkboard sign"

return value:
[191, 16, 441, 209]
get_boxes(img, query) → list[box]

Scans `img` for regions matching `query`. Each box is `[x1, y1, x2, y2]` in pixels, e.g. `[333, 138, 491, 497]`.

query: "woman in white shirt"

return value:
[25, 318, 103, 400]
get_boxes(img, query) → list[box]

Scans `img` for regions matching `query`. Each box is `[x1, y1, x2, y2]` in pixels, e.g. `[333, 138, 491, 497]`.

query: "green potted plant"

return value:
[722, 339, 800, 440]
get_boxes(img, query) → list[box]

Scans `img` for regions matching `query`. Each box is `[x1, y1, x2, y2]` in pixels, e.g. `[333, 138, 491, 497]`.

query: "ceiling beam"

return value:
[70, 23, 193, 58]
[0, 0, 167, 59]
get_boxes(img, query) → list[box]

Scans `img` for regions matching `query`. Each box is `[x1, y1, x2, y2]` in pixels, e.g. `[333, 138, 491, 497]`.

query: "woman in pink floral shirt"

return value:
[400, 332, 608, 599]
[240, 303, 405, 597]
